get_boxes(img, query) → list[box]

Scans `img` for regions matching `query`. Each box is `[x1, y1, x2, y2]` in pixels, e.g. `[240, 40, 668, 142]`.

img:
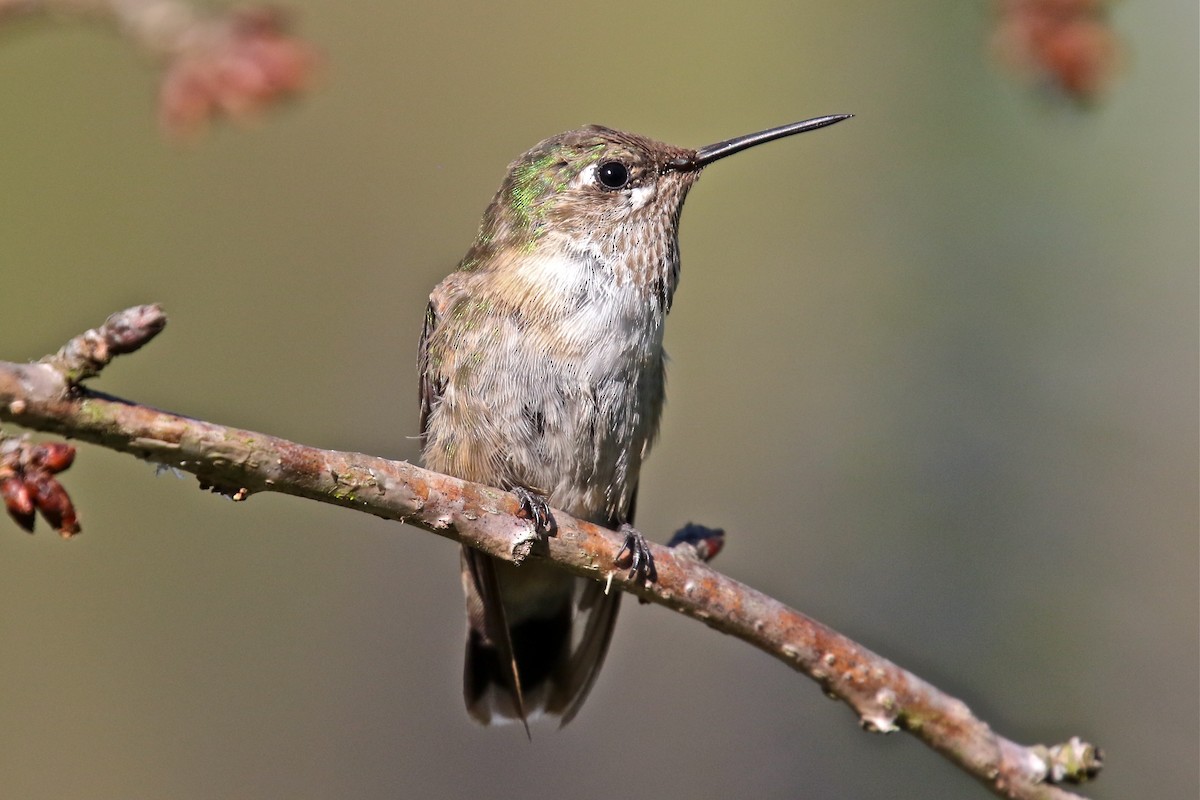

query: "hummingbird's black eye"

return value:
[596, 161, 630, 190]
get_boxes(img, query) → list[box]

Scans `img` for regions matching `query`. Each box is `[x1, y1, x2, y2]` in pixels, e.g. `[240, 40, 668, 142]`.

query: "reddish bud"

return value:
[30, 475, 82, 538]
[1, 476, 36, 532]
[31, 442, 76, 474]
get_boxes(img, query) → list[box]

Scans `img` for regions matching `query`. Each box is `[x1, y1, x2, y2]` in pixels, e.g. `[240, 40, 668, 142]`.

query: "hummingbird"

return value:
[418, 114, 851, 729]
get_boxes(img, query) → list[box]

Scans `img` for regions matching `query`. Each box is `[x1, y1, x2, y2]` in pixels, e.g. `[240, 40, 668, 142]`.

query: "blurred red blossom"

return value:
[0, 1, 320, 137]
[158, 7, 319, 137]
[991, 0, 1123, 103]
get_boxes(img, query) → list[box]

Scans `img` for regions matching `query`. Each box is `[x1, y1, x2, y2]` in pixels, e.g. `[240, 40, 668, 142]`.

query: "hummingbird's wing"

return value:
[417, 300, 443, 444]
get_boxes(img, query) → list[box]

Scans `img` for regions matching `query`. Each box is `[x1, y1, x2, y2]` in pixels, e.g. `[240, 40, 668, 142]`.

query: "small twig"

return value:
[39, 304, 166, 383]
[0, 307, 1102, 799]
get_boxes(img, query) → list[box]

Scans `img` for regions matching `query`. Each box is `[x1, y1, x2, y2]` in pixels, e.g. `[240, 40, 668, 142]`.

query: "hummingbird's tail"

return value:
[461, 548, 621, 729]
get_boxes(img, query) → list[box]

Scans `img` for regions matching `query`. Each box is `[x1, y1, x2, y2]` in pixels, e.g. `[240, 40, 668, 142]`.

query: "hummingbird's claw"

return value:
[512, 486, 555, 535]
[616, 523, 657, 583]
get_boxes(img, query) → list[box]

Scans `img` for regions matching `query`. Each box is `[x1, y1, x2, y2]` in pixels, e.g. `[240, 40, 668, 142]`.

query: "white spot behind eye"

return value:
[629, 184, 656, 210]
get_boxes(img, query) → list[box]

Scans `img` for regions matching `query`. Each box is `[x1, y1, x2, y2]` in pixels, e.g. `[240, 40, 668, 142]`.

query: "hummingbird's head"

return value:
[491, 125, 700, 252]
[460, 116, 852, 288]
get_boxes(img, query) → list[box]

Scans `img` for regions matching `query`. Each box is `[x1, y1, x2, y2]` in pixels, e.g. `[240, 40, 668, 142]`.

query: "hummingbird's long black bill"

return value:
[667, 114, 852, 171]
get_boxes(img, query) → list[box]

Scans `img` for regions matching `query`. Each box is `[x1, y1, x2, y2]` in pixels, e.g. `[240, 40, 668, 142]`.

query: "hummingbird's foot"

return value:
[512, 486, 555, 535]
[615, 523, 657, 583]
[666, 522, 726, 563]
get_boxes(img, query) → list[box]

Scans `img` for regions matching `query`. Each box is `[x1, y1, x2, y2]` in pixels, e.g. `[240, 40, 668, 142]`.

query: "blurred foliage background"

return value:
[1, 1, 1195, 798]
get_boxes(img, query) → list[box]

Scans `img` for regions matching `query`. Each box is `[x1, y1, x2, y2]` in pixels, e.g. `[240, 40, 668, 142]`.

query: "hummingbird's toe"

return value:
[616, 523, 657, 583]
[512, 486, 555, 535]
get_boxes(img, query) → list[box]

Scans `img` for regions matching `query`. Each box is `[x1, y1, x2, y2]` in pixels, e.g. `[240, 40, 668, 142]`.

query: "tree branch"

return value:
[0, 306, 1103, 799]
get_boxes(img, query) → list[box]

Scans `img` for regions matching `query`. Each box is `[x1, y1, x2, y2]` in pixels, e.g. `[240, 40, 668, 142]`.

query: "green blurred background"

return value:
[1, 2, 1196, 798]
